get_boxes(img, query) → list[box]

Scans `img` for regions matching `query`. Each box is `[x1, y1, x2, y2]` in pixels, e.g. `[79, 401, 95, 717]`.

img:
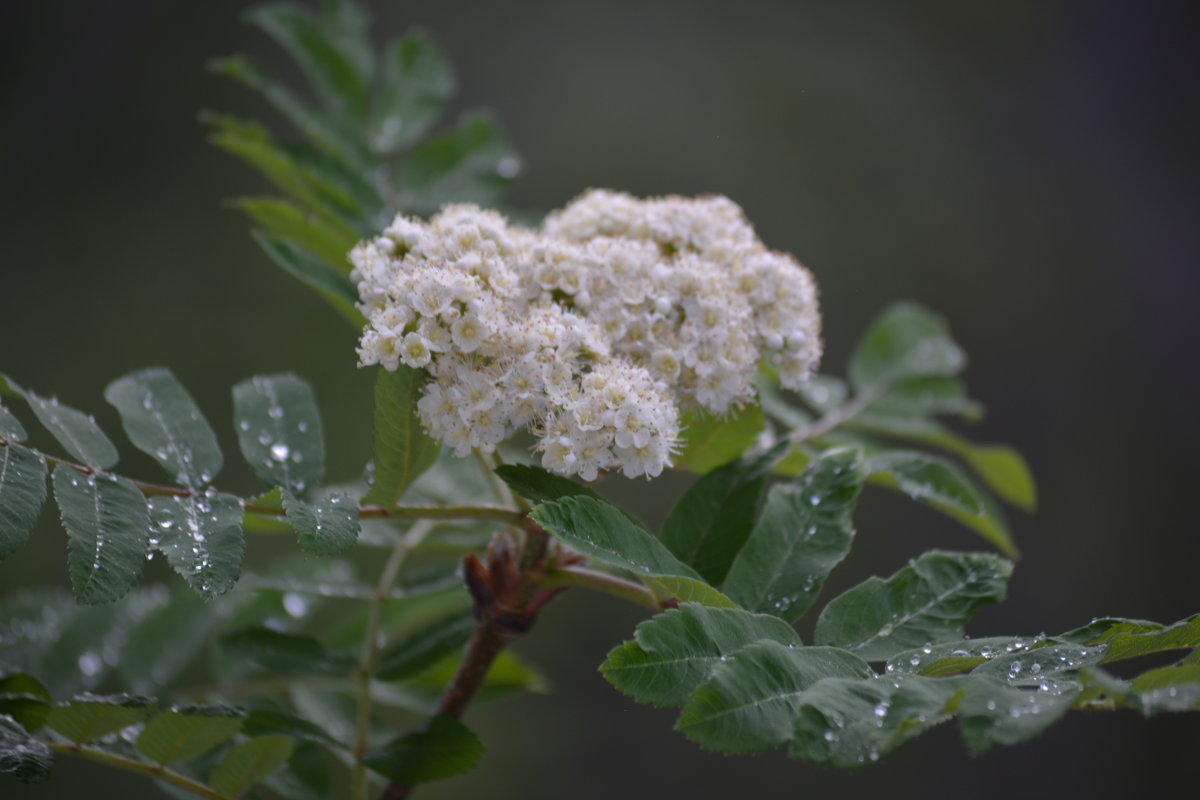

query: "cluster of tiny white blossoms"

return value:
[351, 190, 821, 480]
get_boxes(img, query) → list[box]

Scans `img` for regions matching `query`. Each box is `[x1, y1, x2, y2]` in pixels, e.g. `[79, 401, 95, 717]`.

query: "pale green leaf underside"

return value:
[362, 715, 484, 783]
[136, 707, 244, 764]
[209, 734, 296, 797]
[675, 405, 765, 474]
[21, 391, 119, 470]
[44, 695, 155, 744]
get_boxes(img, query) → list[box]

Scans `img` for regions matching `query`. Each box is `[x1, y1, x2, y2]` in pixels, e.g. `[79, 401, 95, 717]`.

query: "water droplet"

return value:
[267, 406, 284, 419]
[823, 730, 837, 742]
[239, 420, 250, 431]
[270, 443, 290, 462]
[283, 593, 308, 618]
[986, 700, 997, 711]
[297, 421, 308, 433]
[257, 432, 272, 446]
[78, 652, 102, 676]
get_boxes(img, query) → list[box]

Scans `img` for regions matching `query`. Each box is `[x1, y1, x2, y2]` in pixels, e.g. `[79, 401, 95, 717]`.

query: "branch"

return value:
[49, 743, 226, 800]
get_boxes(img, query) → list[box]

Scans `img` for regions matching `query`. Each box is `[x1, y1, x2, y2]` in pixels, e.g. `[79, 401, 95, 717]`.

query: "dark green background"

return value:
[3, 1, 1198, 798]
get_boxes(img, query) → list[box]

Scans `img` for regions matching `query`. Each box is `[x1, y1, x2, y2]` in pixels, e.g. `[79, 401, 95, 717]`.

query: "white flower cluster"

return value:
[351, 190, 821, 480]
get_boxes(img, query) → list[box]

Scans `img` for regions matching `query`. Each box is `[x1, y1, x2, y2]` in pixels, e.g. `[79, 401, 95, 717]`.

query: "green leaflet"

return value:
[369, 28, 455, 155]
[848, 302, 966, 393]
[1062, 614, 1200, 663]
[136, 706, 245, 764]
[252, 232, 363, 326]
[0, 403, 27, 441]
[233, 373, 326, 494]
[14, 387, 118, 470]
[282, 491, 360, 556]
[970, 643, 1107, 687]
[241, 710, 343, 748]
[493, 463, 603, 505]
[362, 367, 441, 507]
[866, 450, 1017, 557]
[814, 551, 1013, 661]
[362, 715, 483, 784]
[675, 405, 765, 474]
[209, 734, 296, 798]
[0, 444, 47, 559]
[676, 640, 874, 753]
[957, 677, 1079, 755]
[531, 495, 735, 607]
[0, 672, 52, 732]
[395, 112, 519, 216]
[885, 636, 1046, 677]
[601, 604, 801, 707]
[53, 467, 150, 605]
[221, 628, 355, 677]
[376, 609, 476, 682]
[0, 717, 52, 783]
[723, 449, 866, 621]
[105, 369, 223, 489]
[660, 442, 787, 585]
[228, 196, 356, 272]
[149, 493, 245, 600]
[44, 694, 155, 744]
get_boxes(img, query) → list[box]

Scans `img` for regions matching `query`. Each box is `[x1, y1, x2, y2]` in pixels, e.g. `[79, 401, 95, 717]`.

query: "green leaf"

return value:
[262, 740, 332, 800]
[363, 715, 483, 783]
[370, 28, 455, 154]
[221, 628, 354, 677]
[44, 694, 155, 743]
[869, 375, 982, 419]
[676, 641, 874, 753]
[228, 196, 355, 273]
[885, 636, 1046, 677]
[958, 678, 1079, 755]
[643, 576, 739, 609]
[848, 302, 966, 393]
[0, 674, 51, 702]
[1067, 615, 1200, 663]
[1129, 664, 1200, 714]
[149, 493, 245, 599]
[0, 696, 51, 733]
[210, 55, 367, 168]
[233, 373, 326, 494]
[136, 706, 245, 764]
[118, 590, 215, 694]
[53, 467, 149, 605]
[245, 3, 371, 119]
[600, 603, 801, 707]
[282, 491, 359, 556]
[376, 609, 475, 682]
[675, 405, 765, 474]
[0, 717, 52, 783]
[105, 369, 223, 488]
[251, 232, 363, 326]
[14, 387, 118, 470]
[789, 674, 967, 767]
[241, 710, 342, 748]
[395, 651, 548, 710]
[531, 495, 713, 589]
[867, 450, 1016, 557]
[242, 486, 293, 533]
[204, 114, 369, 234]
[814, 551, 1013, 661]
[660, 442, 787, 585]
[395, 112, 518, 216]
[493, 463, 602, 505]
[0, 444, 47, 559]
[970, 643, 1106, 686]
[362, 367, 441, 507]
[0, 402, 28, 441]
[210, 734, 296, 798]
[723, 449, 866, 621]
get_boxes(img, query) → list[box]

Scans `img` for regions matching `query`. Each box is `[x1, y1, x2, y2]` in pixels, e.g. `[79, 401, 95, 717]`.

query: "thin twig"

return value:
[49, 743, 225, 800]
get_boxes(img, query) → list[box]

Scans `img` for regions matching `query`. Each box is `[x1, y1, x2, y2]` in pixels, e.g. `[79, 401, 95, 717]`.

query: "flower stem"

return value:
[352, 520, 436, 800]
[49, 743, 225, 800]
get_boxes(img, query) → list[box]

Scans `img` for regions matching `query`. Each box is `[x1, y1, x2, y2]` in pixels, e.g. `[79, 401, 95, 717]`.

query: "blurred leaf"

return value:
[53, 467, 149, 605]
[242, 709, 342, 748]
[0, 673, 53, 731]
[396, 112, 518, 215]
[0, 403, 27, 441]
[251, 232, 363, 326]
[958, 678, 1078, 755]
[233, 373, 326, 495]
[45, 694, 155, 743]
[209, 734, 295, 798]
[376, 609, 474, 682]
[221, 628, 354, 677]
[105, 369, 223, 489]
[282, 491, 359, 556]
[228, 197, 355, 273]
[118, 590, 216, 694]
[136, 706, 245, 764]
[245, 3, 371, 119]
[261, 740, 332, 800]
[676, 641, 873, 753]
[363, 715, 483, 784]
[361, 367, 441, 507]
[1065, 614, 1200, 663]
[794, 375, 849, 415]
[724, 449, 865, 622]
[149, 493, 245, 600]
[10, 384, 118, 470]
[210, 55, 368, 168]
[243, 486, 292, 533]
[601, 604, 801, 708]
[0, 674, 51, 702]
[675, 405, 765, 474]
[869, 375, 982, 420]
[867, 450, 1016, 557]
[0, 717, 52, 783]
[814, 551, 1013, 661]
[395, 651, 547, 711]
[0, 444, 47, 559]
[1129, 664, 1200, 714]
[369, 28, 455, 154]
[848, 303, 965, 395]
[660, 442, 786, 585]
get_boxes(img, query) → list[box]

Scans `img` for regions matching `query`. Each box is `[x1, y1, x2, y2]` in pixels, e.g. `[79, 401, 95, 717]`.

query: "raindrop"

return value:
[257, 432, 272, 446]
[270, 443, 290, 462]
[283, 593, 309, 618]
[239, 420, 250, 431]
[297, 421, 309, 433]
[78, 652, 103, 676]
[267, 406, 284, 419]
